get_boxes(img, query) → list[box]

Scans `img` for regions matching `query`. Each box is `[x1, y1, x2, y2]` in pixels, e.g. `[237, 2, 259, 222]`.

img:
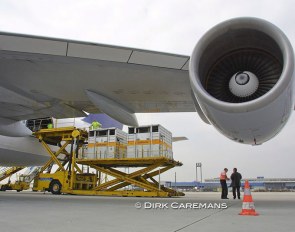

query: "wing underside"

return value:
[0, 32, 195, 122]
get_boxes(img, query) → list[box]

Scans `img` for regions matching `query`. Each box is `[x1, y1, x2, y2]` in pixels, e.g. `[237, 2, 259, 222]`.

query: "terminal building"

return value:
[167, 177, 295, 191]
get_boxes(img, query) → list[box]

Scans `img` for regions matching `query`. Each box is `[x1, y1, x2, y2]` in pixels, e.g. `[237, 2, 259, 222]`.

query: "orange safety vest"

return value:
[220, 171, 227, 180]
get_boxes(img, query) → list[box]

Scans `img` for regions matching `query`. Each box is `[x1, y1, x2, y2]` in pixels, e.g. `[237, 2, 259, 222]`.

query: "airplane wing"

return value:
[1, 18, 294, 145]
[0, 32, 194, 125]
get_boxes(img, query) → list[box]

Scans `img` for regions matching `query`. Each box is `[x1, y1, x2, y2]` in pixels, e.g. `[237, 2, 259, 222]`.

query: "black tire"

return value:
[49, 180, 62, 195]
[0, 185, 6, 191]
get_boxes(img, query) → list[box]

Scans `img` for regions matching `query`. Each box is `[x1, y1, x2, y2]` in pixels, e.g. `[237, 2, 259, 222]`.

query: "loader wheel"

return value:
[49, 180, 62, 195]
[0, 185, 6, 191]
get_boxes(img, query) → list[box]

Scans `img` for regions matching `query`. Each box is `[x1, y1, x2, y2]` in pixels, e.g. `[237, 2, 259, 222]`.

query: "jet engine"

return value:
[189, 18, 294, 145]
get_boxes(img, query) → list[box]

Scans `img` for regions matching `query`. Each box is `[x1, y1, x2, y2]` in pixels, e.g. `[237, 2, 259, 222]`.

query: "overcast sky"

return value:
[1, 0, 295, 181]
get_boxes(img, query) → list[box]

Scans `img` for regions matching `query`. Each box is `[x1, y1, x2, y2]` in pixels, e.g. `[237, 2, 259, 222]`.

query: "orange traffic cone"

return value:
[239, 180, 259, 216]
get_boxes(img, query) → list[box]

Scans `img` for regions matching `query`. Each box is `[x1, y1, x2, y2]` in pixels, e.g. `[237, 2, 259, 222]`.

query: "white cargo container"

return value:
[127, 125, 173, 159]
[85, 128, 127, 159]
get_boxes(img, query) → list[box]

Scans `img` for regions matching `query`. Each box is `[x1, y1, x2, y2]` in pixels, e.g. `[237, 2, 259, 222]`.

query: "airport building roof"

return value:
[167, 177, 295, 189]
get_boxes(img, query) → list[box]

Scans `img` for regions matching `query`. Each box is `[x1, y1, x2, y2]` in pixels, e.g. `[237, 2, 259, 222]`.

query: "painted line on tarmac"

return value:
[173, 201, 240, 232]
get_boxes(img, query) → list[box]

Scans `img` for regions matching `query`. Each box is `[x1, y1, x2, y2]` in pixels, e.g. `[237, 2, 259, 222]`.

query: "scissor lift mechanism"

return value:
[33, 127, 184, 197]
[77, 157, 184, 197]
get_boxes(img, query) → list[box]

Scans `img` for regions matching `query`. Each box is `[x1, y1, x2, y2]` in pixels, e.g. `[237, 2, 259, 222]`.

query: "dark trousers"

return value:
[232, 186, 241, 199]
[220, 180, 228, 199]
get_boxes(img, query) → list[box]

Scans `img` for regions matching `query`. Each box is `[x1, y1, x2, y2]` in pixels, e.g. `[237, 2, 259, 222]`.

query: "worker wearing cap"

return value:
[220, 168, 230, 199]
[90, 121, 102, 130]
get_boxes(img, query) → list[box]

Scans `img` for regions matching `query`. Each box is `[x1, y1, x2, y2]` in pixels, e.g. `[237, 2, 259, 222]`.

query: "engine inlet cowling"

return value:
[189, 18, 294, 145]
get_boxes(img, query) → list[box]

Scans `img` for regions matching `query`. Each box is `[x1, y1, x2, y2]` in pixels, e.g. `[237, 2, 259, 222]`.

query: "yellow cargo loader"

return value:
[31, 127, 184, 197]
[0, 166, 41, 192]
[0, 180, 30, 192]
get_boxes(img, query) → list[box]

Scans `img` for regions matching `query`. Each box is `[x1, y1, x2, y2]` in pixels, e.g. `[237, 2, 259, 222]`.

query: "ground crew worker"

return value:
[230, 168, 242, 199]
[47, 123, 53, 129]
[90, 121, 102, 130]
[220, 168, 230, 199]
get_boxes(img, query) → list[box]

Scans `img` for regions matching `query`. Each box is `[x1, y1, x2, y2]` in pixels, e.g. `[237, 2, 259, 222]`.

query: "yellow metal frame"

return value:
[77, 158, 184, 197]
[32, 127, 184, 197]
[0, 167, 31, 192]
[0, 167, 24, 182]
[0, 181, 30, 192]
[33, 127, 88, 192]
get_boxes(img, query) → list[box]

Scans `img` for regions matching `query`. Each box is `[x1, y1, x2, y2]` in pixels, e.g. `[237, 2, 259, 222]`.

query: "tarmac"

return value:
[0, 191, 294, 232]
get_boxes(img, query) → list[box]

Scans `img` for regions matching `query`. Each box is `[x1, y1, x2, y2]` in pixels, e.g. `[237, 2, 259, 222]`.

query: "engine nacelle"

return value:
[189, 18, 294, 145]
[0, 118, 32, 137]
